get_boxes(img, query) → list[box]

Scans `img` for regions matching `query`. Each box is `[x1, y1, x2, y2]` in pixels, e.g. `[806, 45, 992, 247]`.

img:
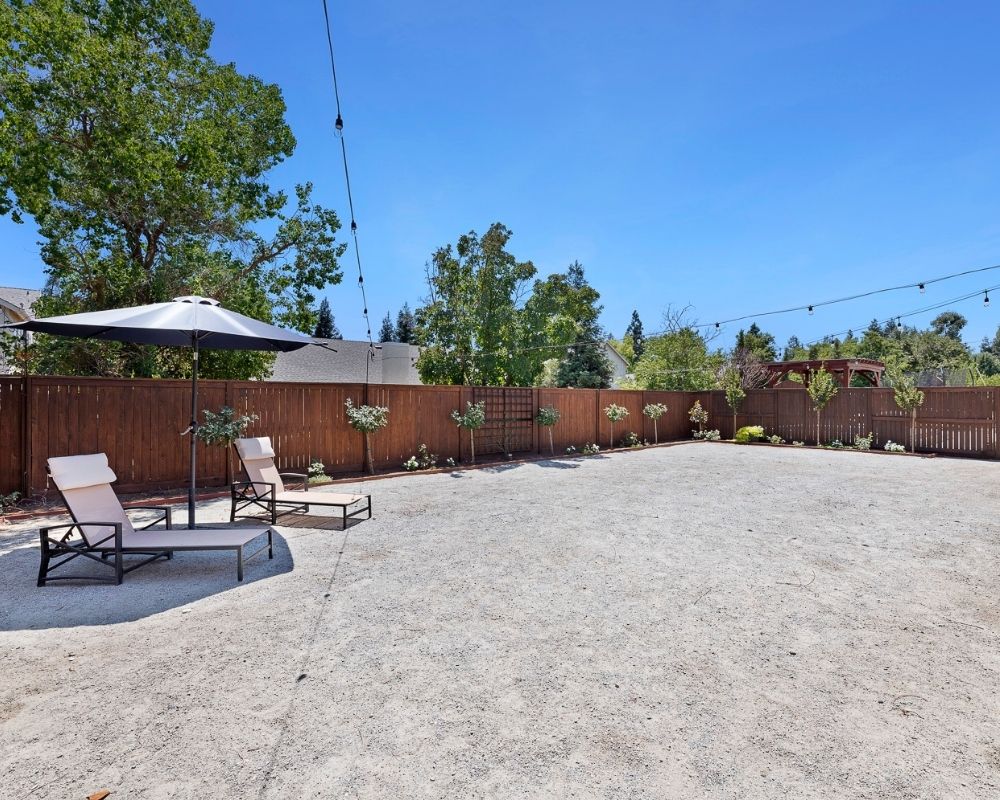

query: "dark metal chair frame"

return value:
[38, 487, 273, 586]
[230, 470, 372, 528]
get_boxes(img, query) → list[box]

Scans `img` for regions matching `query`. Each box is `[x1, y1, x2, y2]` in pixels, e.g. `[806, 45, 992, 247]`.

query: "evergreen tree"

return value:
[624, 310, 645, 360]
[555, 321, 613, 388]
[395, 303, 417, 344]
[314, 299, 341, 339]
[735, 323, 777, 362]
[378, 312, 396, 343]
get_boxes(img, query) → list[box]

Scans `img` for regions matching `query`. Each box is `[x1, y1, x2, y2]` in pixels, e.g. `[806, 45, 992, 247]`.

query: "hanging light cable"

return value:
[319, 0, 375, 355]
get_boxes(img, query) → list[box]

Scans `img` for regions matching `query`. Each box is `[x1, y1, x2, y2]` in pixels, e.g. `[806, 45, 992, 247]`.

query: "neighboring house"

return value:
[0, 286, 42, 374]
[268, 338, 422, 384]
[603, 341, 631, 388]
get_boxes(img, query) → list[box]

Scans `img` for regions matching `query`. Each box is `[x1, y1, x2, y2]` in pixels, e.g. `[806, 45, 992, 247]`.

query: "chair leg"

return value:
[230, 493, 237, 522]
[237, 547, 244, 582]
[367, 496, 372, 519]
[270, 500, 277, 525]
[115, 552, 124, 585]
[37, 534, 50, 588]
[268, 528, 273, 559]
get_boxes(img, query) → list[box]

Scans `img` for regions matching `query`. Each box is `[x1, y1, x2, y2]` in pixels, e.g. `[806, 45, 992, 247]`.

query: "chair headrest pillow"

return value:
[48, 453, 119, 491]
[235, 436, 274, 461]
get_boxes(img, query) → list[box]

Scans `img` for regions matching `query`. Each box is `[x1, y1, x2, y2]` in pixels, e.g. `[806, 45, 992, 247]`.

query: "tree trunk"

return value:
[364, 432, 375, 475]
[609, 422, 614, 450]
[816, 411, 821, 446]
[548, 427, 554, 456]
[653, 419, 658, 445]
[733, 411, 737, 439]
[470, 429, 476, 465]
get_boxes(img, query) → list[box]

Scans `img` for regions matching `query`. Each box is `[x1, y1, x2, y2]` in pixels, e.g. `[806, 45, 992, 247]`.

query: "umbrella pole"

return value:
[189, 335, 199, 529]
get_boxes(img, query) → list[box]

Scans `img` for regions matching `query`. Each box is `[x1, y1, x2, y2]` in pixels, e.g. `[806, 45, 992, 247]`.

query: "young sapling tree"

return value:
[345, 399, 389, 475]
[643, 402, 667, 444]
[806, 365, 839, 445]
[689, 400, 708, 436]
[536, 405, 561, 456]
[604, 403, 629, 449]
[195, 405, 259, 482]
[451, 401, 487, 464]
[891, 371, 925, 453]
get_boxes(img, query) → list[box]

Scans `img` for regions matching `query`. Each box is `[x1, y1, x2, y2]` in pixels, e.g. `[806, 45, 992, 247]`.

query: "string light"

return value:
[677, 262, 1000, 332]
[320, 0, 376, 366]
[986, 290, 991, 308]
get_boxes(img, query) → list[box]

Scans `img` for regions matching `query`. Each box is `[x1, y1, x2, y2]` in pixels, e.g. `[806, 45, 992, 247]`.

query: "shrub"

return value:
[403, 444, 438, 471]
[0, 490, 20, 520]
[854, 432, 873, 451]
[827, 439, 845, 449]
[565, 445, 578, 455]
[884, 440, 906, 453]
[792, 440, 804, 446]
[445, 457, 456, 468]
[734, 425, 765, 443]
[582, 442, 601, 455]
[620, 431, 644, 448]
[768, 435, 785, 445]
[693, 429, 721, 441]
[308, 460, 327, 483]
[643, 402, 668, 444]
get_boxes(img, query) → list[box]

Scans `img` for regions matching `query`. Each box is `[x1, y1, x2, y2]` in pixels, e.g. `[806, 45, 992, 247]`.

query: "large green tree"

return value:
[519, 261, 607, 387]
[415, 223, 536, 385]
[0, 0, 345, 378]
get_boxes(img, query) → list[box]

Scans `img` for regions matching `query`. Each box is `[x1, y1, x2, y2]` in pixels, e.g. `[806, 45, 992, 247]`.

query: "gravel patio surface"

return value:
[1, 442, 999, 799]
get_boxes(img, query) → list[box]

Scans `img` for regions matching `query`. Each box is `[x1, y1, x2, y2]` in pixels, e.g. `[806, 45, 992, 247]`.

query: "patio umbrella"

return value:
[3, 296, 314, 527]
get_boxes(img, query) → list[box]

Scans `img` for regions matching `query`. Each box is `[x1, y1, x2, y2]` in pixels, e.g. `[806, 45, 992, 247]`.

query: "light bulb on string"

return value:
[807, 305, 814, 315]
[918, 283, 925, 294]
[985, 291, 991, 308]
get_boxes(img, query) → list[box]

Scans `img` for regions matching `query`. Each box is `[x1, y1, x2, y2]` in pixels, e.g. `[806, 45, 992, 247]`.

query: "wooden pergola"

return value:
[763, 358, 886, 388]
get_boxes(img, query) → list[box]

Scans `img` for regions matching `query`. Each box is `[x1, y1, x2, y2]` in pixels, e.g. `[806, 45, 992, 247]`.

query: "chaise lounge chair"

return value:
[38, 453, 273, 585]
[231, 437, 372, 527]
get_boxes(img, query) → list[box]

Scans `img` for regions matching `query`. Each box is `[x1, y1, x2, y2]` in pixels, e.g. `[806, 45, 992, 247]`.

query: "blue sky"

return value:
[2, 1, 999, 349]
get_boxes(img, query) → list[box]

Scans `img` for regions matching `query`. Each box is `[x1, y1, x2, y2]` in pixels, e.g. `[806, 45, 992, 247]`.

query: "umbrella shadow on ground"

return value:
[267, 512, 369, 532]
[0, 528, 293, 632]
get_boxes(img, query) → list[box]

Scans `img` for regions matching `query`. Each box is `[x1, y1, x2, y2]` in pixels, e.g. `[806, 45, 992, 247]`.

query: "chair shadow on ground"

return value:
[0, 525, 294, 632]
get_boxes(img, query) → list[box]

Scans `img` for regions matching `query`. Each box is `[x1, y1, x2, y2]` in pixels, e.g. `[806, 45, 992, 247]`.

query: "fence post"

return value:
[20, 374, 29, 497]
[993, 388, 1000, 460]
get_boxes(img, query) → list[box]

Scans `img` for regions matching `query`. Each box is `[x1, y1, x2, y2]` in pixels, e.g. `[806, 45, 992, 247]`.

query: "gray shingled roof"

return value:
[0, 287, 42, 321]
[268, 338, 384, 383]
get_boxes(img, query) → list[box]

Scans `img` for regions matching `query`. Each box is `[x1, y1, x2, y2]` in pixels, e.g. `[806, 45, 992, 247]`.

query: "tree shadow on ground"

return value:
[536, 459, 581, 469]
[0, 525, 294, 632]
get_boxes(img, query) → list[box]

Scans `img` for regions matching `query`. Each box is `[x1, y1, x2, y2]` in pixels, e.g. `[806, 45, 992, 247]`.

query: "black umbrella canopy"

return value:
[4, 296, 315, 527]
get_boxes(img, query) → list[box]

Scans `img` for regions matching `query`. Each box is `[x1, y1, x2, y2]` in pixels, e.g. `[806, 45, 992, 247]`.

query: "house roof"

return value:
[268, 338, 383, 383]
[0, 287, 42, 321]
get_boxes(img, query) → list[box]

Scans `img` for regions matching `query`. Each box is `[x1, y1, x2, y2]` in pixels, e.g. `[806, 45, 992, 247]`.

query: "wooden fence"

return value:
[0, 375, 997, 497]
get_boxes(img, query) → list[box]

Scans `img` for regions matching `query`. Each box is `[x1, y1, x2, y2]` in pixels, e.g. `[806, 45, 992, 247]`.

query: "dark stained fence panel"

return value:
[1, 376, 998, 497]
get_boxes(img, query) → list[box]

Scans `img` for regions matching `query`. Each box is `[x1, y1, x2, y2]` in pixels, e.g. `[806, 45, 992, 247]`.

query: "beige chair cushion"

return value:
[235, 437, 284, 494]
[274, 490, 366, 507]
[97, 527, 268, 550]
[235, 437, 274, 460]
[48, 453, 118, 491]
